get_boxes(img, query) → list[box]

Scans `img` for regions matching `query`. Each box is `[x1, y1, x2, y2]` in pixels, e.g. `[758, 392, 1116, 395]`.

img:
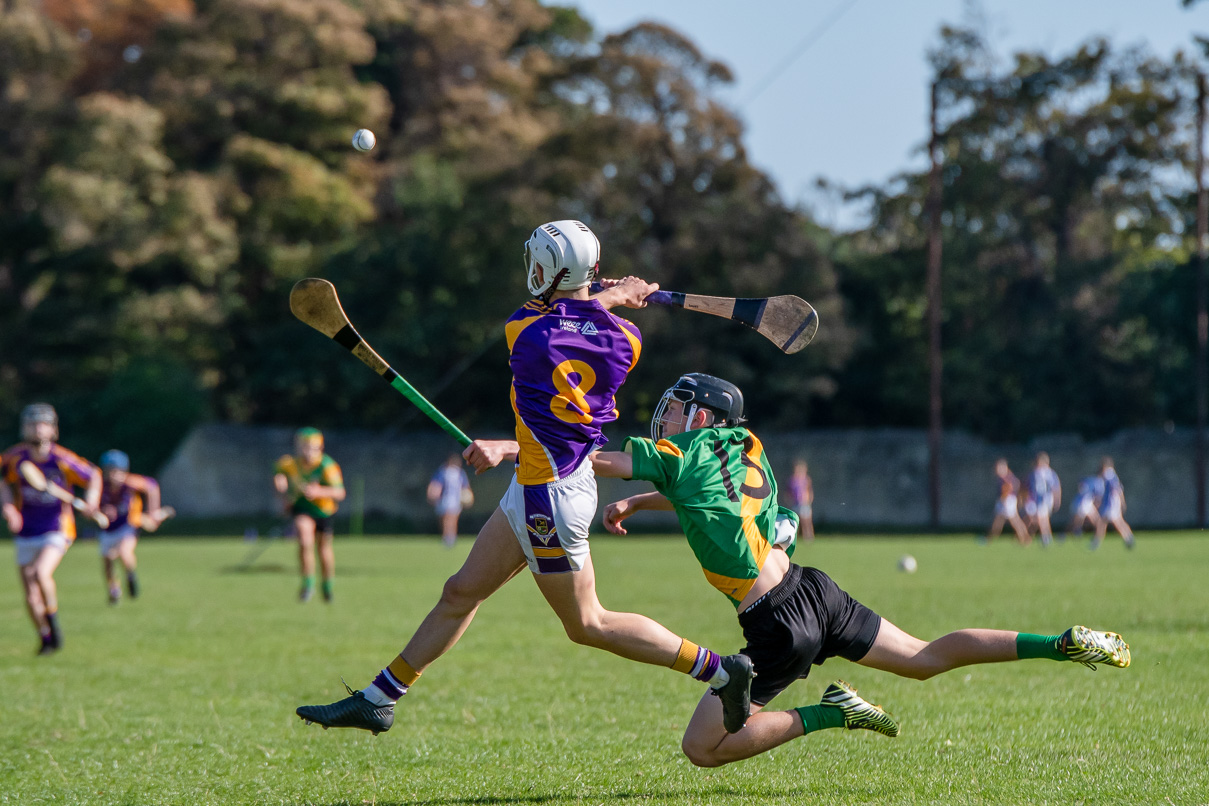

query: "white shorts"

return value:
[99, 525, 138, 557]
[15, 533, 71, 567]
[1100, 499, 1122, 521]
[797, 504, 813, 520]
[994, 495, 1018, 518]
[500, 459, 596, 574]
[1023, 497, 1052, 519]
[1074, 497, 1096, 518]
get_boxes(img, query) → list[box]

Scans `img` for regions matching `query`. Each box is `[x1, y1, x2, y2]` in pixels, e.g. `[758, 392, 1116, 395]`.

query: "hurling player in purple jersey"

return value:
[1, 404, 101, 654]
[298, 221, 755, 737]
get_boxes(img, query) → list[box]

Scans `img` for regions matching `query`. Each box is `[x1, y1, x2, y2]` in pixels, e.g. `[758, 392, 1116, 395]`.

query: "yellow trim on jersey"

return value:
[738, 435, 772, 574]
[611, 315, 642, 371]
[702, 568, 757, 603]
[654, 440, 683, 458]
[510, 385, 559, 484]
[506, 314, 545, 351]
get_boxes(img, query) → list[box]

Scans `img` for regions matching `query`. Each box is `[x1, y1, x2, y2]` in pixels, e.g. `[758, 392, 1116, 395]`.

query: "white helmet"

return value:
[524, 220, 601, 297]
[20, 403, 58, 441]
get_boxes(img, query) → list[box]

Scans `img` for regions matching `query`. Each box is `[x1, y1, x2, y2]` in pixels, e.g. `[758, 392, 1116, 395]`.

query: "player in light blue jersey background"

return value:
[1092, 457, 1135, 550]
[1023, 452, 1061, 546]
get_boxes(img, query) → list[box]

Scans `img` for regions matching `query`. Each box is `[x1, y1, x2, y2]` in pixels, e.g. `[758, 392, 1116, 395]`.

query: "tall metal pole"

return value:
[1196, 72, 1207, 529]
[926, 81, 944, 529]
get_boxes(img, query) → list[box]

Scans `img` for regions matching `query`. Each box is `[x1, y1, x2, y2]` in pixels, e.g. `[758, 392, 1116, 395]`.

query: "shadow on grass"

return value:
[305, 786, 813, 806]
[219, 563, 291, 574]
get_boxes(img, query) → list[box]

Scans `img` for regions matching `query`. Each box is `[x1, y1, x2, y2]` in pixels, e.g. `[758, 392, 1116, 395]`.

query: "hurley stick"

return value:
[590, 283, 818, 354]
[289, 279, 472, 447]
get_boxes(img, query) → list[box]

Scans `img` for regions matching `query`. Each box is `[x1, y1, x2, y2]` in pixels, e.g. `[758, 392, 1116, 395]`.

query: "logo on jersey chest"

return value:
[559, 319, 598, 336]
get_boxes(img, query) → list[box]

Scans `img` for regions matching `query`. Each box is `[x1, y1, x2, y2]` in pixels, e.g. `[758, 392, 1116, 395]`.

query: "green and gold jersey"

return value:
[625, 427, 796, 608]
[274, 453, 343, 518]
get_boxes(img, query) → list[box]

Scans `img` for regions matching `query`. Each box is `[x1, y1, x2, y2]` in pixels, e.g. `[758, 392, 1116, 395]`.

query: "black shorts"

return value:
[738, 563, 882, 706]
[291, 505, 335, 536]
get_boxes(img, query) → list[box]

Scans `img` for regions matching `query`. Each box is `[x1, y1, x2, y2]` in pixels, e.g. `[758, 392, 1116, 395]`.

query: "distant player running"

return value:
[0, 404, 101, 654]
[298, 220, 752, 736]
[97, 449, 174, 604]
[788, 459, 814, 541]
[1022, 452, 1061, 546]
[986, 458, 1030, 545]
[1091, 457, 1135, 551]
[591, 374, 1132, 767]
[427, 454, 472, 548]
[274, 428, 345, 602]
[1065, 474, 1104, 539]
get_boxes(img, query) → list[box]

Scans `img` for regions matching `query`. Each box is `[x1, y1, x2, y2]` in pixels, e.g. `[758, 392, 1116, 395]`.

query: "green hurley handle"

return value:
[289, 278, 472, 448]
[386, 372, 471, 447]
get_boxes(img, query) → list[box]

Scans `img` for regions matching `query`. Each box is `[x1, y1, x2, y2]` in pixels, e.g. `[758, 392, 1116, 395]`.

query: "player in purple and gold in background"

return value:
[0, 404, 101, 654]
[985, 458, 1030, 545]
[299, 220, 754, 737]
[97, 449, 174, 605]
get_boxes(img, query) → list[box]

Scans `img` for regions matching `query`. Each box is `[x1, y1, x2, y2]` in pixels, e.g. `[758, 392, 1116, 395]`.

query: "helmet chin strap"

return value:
[541, 267, 569, 304]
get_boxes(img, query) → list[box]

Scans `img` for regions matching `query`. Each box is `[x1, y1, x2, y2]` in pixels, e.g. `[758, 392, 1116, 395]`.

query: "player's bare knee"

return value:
[681, 735, 723, 768]
[559, 616, 605, 647]
[439, 572, 487, 614]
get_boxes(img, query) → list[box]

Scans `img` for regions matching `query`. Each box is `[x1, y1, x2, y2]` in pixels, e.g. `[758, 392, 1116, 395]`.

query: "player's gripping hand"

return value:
[3, 503, 22, 534]
[462, 439, 520, 475]
[594, 276, 659, 310]
[602, 498, 637, 535]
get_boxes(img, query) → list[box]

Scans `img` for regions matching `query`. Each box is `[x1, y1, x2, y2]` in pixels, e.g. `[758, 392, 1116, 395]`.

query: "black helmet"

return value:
[651, 373, 746, 440]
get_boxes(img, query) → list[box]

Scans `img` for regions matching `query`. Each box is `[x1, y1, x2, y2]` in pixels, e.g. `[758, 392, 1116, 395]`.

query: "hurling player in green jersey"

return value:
[591, 373, 1132, 767]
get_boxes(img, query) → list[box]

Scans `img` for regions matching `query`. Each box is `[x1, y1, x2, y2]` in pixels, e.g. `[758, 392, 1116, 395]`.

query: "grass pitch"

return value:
[1, 532, 1207, 805]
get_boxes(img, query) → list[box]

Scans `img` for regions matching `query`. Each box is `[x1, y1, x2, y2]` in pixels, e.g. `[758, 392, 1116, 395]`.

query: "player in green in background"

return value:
[274, 428, 345, 603]
[591, 373, 1132, 767]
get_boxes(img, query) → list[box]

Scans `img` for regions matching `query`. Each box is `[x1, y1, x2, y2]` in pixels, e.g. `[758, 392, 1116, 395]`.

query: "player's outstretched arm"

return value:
[591, 277, 659, 311]
[462, 439, 519, 475]
[0, 482, 20, 533]
[590, 450, 633, 479]
[602, 492, 675, 535]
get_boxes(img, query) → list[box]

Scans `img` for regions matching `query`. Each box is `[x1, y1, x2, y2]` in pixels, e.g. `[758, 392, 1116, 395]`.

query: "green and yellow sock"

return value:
[1016, 632, 1066, 661]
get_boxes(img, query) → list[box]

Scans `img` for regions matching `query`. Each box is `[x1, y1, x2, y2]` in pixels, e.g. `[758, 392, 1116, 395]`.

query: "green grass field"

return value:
[1, 532, 1207, 805]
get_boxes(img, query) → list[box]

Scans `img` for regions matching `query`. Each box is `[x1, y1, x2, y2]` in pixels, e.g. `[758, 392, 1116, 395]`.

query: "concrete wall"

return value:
[157, 424, 1206, 530]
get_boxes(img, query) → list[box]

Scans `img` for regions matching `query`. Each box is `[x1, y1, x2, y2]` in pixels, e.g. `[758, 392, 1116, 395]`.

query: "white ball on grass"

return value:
[897, 554, 918, 574]
[351, 128, 376, 152]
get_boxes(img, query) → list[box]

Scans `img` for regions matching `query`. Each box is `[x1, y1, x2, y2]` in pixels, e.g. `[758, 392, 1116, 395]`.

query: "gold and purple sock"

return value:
[671, 639, 729, 687]
[365, 656, 421, 705]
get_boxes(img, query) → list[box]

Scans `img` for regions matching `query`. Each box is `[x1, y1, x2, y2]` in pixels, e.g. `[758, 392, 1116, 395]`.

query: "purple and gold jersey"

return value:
[506, 297, 641, 485]
[100, 473, 158, 532]
[1, 443, 97, 539]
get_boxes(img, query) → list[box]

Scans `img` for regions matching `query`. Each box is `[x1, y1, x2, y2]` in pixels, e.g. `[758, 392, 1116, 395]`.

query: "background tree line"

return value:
[0, 0, 1205, 470]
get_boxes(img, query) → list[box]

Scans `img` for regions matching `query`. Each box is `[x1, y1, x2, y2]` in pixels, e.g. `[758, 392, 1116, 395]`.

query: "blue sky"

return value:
[569, 0, 1208, 229]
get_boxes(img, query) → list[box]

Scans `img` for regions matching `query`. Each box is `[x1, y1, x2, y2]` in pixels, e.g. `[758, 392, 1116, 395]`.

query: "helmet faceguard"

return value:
[524, 220, 601, 298]
[650, 374, 746, 441]
[20, 403, 58, 443]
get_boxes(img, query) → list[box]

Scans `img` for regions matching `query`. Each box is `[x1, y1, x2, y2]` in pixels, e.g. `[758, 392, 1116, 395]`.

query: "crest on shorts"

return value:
[528, 514, 553, 544]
